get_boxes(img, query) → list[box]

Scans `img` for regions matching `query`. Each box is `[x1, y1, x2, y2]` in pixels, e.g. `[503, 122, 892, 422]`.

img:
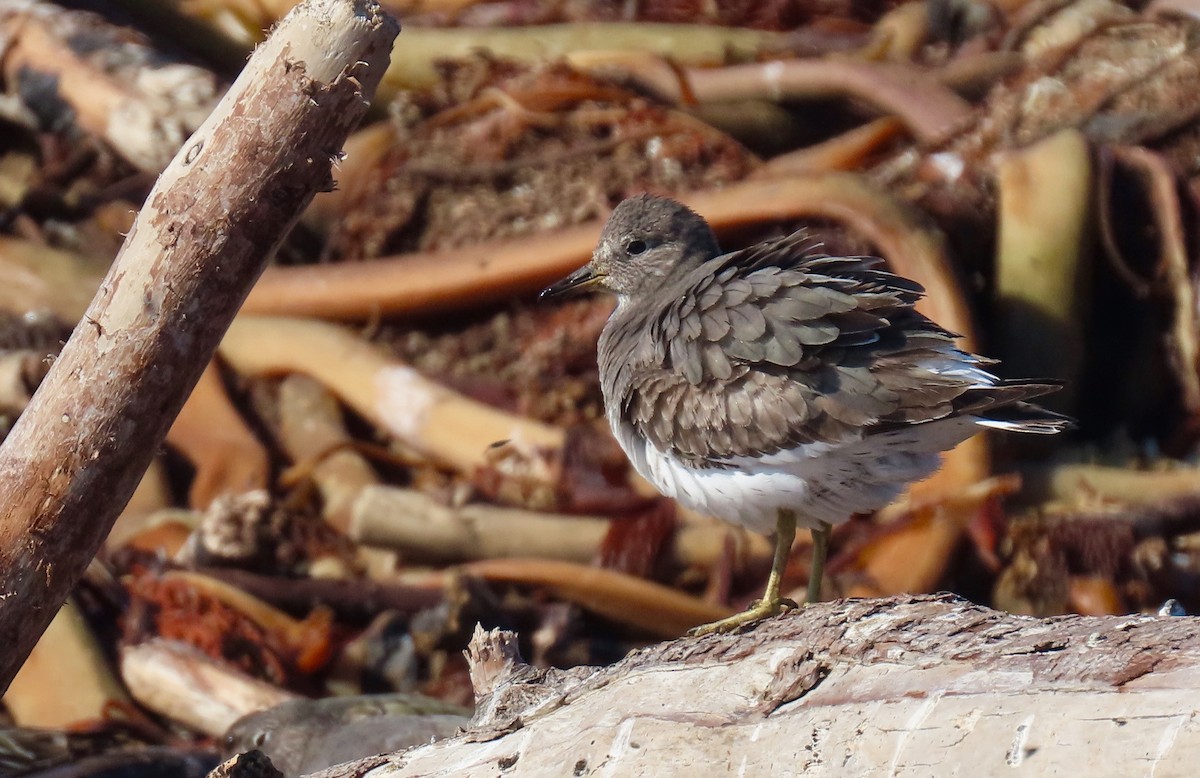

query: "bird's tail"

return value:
[975, 401, 1075, 434]
[957, 380, 1075, 435]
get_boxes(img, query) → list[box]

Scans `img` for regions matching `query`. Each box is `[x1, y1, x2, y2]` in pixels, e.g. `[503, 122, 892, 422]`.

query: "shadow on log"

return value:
[307, 594, 1200, 776]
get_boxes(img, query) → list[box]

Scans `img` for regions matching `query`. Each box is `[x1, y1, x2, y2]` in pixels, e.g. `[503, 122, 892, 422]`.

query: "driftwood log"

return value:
[0, 0, 220, 173]
[0, 0, 398, 692]
[310, 594, 1200, 777]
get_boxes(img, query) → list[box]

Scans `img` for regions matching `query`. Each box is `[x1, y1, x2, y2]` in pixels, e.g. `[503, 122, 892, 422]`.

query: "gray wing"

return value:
[618, 233, 1007, 466]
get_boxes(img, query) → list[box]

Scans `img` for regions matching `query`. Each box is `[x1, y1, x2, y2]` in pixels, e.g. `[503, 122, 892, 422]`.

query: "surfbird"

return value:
[543, 194, 1070, 636]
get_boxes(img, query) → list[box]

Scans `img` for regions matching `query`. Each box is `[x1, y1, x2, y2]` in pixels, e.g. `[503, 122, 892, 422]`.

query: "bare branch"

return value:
[0, 0, 398, 692]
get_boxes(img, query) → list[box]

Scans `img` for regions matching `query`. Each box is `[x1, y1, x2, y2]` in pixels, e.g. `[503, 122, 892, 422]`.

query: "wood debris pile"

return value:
[2, 0, 1200, 774]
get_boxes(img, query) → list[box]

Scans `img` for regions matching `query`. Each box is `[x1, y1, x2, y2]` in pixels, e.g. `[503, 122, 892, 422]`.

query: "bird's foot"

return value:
[688, 595, 799, 637]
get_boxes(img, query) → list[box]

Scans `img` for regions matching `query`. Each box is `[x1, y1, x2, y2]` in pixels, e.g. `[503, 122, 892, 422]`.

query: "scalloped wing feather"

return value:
[605, 231, 1027, 466]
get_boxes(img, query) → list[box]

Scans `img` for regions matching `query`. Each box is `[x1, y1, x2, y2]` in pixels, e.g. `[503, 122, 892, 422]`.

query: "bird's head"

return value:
[541, 194, 720, 302]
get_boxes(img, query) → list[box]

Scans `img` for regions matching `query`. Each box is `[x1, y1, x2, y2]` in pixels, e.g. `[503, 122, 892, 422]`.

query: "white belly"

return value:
[612, 415, 980, 535]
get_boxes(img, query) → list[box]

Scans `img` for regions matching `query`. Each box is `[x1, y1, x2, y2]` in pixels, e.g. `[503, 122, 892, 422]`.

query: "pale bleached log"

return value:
[123, 639, 298, 736]
[3, 598, 129, 727]
[351, 485, 609, 564]
[218, 316, 565, 476]
[0, 0, 398, 692]
[993, 129, 1091, 414]
[351, 483, 772, 570]
[275, 374, 381, 533]
[168, 361, 271, 509]
[308, 594, 1200, 777]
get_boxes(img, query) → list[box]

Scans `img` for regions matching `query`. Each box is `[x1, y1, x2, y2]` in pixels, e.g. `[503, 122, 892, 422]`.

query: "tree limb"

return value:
[0, 0, 398, 693]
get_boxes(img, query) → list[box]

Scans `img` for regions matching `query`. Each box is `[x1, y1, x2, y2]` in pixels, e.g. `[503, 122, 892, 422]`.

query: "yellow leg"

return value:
[807, 520, 831, 604]
[689, 509, 799, 637]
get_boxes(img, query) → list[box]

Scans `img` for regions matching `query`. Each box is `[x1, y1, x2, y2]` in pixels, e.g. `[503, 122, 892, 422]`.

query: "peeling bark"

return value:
[312, 595, 1200, 777]
[0, 0, 398, 693]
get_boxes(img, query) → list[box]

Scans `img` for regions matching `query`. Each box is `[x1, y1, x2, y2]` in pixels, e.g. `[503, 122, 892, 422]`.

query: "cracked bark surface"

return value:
[310, 594, 1200, 777]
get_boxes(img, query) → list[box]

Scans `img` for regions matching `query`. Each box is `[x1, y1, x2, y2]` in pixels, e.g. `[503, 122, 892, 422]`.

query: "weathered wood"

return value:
[4, 599, 128, 727]
[122, 639, 299, 737]
[311, 594, 1200, 777]
[0, 0, 220, 172]
[350, 483, 773, 571]
[0, 0, 398, 693]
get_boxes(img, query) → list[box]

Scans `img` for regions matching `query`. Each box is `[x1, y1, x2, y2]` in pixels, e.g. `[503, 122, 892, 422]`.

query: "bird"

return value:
[542, 193, 1071, 636]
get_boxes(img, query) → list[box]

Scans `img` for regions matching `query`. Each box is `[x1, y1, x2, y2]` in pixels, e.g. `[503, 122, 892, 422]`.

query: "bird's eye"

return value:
[626, 239, 647, 255]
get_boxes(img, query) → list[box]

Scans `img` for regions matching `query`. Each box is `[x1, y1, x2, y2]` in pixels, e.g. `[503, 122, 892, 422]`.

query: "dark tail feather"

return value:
[954, 380, 1074, 435]
[955, 379, 1062, 411]
[975, 401, 1075, 435]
